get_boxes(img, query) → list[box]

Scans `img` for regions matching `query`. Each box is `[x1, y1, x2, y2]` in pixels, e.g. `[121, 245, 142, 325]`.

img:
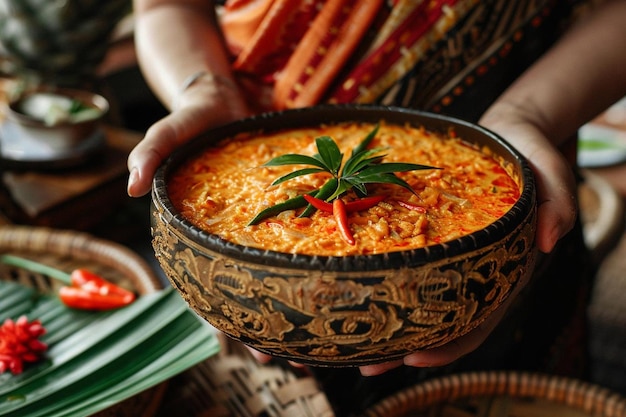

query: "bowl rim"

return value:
[152, 104, 536, 272]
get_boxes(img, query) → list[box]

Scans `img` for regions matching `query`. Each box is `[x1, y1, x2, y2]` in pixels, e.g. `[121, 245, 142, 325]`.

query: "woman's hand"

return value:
[128, 0, 250, 197]
[127, 76, 250, 197]
[480, 105, 578, 254]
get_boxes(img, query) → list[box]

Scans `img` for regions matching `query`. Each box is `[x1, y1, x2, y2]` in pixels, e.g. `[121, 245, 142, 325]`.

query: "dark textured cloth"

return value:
[373, 0, 585, 120]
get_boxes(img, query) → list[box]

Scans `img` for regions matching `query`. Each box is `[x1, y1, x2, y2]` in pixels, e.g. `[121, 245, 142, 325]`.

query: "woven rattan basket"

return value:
[0, 224, 165, 417]
[156, 333, 336, 417]
[360, 371, 626, 417]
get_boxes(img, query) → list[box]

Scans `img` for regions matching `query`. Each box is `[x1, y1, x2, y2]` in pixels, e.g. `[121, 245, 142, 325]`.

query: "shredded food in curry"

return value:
[168, 121, 520, 256]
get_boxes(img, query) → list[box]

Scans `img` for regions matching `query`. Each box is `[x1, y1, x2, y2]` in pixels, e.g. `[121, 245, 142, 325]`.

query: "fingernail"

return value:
[403, 357, 434, 368]
[127, 167, 138, 196]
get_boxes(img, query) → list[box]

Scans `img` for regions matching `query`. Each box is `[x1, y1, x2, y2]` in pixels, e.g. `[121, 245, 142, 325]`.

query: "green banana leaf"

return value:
[0, 281, 220, 417]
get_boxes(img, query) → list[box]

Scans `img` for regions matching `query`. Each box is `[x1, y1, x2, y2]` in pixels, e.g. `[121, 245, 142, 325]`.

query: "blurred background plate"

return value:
[0, 124, 106, 170]
[578, 123, 626, 168]
[578, 96, 626, 168]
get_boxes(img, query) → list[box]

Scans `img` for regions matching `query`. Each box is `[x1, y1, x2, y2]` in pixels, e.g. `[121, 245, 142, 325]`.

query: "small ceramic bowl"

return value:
[1, 86, 109, 154]
[150, 105, 538, 367]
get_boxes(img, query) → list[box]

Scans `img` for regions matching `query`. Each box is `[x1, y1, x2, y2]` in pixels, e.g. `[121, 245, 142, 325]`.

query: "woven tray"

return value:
[360, 371, 626, 417]
[0, 225, 160, 294]
[156, 333, 335, 417]
[0, 224, 165, 417]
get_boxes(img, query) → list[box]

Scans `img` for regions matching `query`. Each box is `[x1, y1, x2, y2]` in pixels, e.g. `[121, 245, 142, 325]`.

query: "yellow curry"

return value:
[168, 121, 520, 256]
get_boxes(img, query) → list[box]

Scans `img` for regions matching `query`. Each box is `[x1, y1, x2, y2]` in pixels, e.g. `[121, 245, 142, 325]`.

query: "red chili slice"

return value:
[397, 200, 427, 213]
[333, 199, 355, 245]
[59, 269, 136, 311]
[344, 194, 386, 211]
[303, 194, 333, 212]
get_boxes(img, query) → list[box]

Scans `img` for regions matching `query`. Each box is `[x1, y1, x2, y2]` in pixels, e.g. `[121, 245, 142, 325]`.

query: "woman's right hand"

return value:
[127, 75, 250, 197]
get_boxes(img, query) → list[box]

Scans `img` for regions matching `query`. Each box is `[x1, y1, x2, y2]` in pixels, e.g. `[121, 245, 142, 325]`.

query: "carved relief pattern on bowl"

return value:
[152, 207, 536, 365]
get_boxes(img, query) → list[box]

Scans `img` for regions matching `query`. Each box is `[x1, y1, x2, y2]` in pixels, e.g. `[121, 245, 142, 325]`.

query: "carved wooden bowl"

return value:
[150, 105, 537, 367]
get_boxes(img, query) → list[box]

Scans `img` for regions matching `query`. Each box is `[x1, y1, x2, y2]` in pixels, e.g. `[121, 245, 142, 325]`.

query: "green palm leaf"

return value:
[0, 281, 219, 417]
[64, 324, 213, 417]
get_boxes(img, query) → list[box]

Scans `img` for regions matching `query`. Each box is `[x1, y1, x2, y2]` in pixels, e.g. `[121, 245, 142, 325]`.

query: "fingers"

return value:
[532, 154, 577, 253]
[246, 346, 307, 369]
[246, 346, 273, 364]
[512, 136, 577, 254]
[127, 118, 179, 197]
[401, 320, 493, 369]
[248, 279, 518, 377]
[127, 75, 251, 197]
[366, 252, 532, 376]
[127, 103, 244, 197]
[358, 318, 495, 376]
[479, 118, 577, 254]
[359, 359, 404, 376]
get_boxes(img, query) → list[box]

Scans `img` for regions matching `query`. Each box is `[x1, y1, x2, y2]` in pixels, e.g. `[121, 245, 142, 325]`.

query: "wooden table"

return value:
[0, 125, 142, 231]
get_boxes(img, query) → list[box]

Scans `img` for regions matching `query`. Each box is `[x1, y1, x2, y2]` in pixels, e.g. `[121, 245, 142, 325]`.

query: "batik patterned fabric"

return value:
[219, 0, 590, 120]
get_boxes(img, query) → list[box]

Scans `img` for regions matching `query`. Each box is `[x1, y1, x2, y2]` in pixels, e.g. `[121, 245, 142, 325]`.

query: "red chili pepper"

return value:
[344, 195, 386, 212]
[303, 194, 333, 212]
[58, 269, 136, 311]
[397, 200, 427, 213]
[333, 199, 355, 245]
[304, 194, 386, 213]
[305, 194, 386, 245]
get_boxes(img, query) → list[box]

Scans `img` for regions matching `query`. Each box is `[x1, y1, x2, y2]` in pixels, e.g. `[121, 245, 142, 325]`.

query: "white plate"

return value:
[577, 123, 626, 168]
[0, 124, 105, 169]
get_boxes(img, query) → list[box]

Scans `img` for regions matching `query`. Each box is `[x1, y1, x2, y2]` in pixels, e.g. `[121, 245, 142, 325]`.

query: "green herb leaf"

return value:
[341, 147, 387, 176]
[351, 123, 379, 156]
[250, 124, 440, 230]
[314, 136, 343, 175]
[358, 162, 437, 176]
[298, 178, 339, 218]
[352, 172, 416, 194]
[344, 178, 368, 197]
[270, 167, 327, 186]
[248, 193, 311, 225]
[262, 154, 327, 169]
